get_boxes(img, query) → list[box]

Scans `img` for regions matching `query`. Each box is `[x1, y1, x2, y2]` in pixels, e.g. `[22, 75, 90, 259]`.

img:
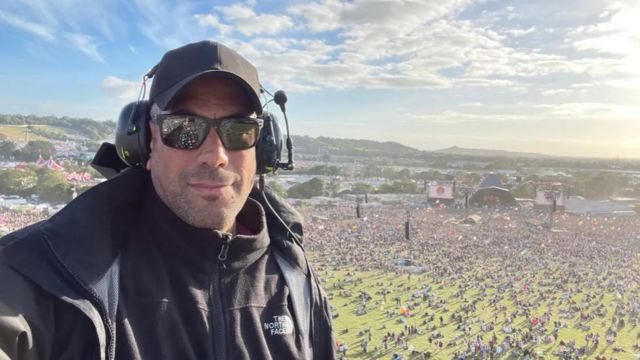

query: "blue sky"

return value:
[1, 0, 639, 158]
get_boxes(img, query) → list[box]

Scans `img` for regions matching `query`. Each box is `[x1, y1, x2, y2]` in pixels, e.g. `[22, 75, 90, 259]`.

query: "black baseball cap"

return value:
[149, 40, 262, 115]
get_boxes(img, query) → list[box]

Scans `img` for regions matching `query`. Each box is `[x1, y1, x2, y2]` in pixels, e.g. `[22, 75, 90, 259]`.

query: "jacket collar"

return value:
[142, 183, 271, 272]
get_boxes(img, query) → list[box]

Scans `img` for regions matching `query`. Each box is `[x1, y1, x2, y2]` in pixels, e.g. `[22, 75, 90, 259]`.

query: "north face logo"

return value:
[263, 315, 293, 336]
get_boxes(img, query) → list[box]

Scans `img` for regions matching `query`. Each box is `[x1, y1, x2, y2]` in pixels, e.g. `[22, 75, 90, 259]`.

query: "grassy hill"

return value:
[0, 114, 114, 142]
[0, 124, 86, 142]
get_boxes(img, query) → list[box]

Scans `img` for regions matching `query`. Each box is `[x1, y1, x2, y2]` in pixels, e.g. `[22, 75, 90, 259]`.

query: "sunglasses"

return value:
[153, 113, 263, 151]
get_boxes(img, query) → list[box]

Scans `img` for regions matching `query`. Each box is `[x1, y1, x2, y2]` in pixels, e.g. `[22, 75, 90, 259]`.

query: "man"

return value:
[0, 40, 335, 359]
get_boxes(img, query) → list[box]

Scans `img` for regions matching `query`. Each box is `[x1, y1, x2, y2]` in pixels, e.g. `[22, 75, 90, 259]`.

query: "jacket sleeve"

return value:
[310, 269, 337, 360]
[0, 263, 53, 360]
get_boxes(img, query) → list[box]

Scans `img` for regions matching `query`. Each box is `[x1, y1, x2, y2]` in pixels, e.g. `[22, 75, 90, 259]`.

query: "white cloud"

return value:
[408, 110, 529, 125]
[213, 4, 293, 35]
[289, 0, 474, 32]
[218, 4, 254, 19]
[133, 0, 206, 49]
[0, 1, 122, 41]
[239, 1, 530, 91]
[601, 78, 640, 91]
[274, 0, 612, 92]
[541, 89, 570, 96]
[0, 10, 55, 42]
[101, 76, 139, 102]
[65, 33, 104, 63]
[454, 78, 513, 88]
[287, 0, 343, 32]
[567, 1, 640, 83]
[570, 1, 640, 56]
[0, 1, 128, 62]
[532, 102, 640, 123]
[2, 0, 638, 158]
[219, 38, 339, 91]
[503, 26, 536, 37]
[194, 14, 232, 35]
[7, 0, 628, 95]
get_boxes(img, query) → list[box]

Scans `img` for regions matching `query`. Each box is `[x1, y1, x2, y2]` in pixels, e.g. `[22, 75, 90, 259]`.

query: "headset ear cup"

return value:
[255, 112, 282, 174]
[137, 100, 151, 165]
[115, 100, 151, 168]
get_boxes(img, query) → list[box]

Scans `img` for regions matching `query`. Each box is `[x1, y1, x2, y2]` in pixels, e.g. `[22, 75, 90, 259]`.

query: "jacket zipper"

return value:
[211, 233, 230, 359]
[45, 237, 115, 360]
[218, 234, 230, 262]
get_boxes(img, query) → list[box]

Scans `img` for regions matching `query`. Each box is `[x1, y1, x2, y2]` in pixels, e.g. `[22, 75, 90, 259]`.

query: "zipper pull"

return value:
[218, 234, 230, 262]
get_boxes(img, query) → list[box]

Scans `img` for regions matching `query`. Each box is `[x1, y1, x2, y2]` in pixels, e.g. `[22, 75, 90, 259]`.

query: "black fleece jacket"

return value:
[115, 183, 301, 359]
[0, 168, 336, 360]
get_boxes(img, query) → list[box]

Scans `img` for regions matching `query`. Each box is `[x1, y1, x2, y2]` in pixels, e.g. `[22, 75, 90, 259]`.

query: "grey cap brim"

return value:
[153, 70, 263, 115]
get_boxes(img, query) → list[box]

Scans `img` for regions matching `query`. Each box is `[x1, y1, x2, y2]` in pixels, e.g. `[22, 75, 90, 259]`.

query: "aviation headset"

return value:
[114, 67, 294, 176]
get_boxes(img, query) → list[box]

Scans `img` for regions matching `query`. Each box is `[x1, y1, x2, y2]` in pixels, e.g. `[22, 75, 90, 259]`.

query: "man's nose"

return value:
[196, 128, 229, 167]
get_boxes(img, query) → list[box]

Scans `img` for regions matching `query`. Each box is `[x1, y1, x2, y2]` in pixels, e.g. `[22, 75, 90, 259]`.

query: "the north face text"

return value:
[263, 315, 293, 336]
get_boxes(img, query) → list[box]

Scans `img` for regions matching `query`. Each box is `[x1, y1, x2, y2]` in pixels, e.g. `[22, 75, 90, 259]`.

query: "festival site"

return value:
[302, 198, 640, 360]
[3, 174, 640, 360]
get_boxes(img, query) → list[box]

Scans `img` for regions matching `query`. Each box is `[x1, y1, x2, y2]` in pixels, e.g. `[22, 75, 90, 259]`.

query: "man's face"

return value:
[147, 76, 257, 233]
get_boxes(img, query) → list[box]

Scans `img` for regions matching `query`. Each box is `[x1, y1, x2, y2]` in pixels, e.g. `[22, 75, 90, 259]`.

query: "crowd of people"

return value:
[301, 203, 640, 359]
[0, 206, 50, 236]
[2, 199, 640, 359]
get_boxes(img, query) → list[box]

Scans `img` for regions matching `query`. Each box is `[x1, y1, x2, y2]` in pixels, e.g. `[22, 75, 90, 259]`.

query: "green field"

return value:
[0, 125, 46, 142]
[321, 266, 639, 359]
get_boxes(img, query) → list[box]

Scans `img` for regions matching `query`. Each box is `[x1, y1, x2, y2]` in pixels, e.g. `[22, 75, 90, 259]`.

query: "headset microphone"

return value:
[274, 90, 287, 112]
[273, 90, 294, 172]
[257, 88, 301, 248]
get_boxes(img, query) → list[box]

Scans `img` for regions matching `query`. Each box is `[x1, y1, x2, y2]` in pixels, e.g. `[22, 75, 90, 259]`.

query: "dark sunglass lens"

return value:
[219, 120, 259, 150]
[161, 116, 208, 149]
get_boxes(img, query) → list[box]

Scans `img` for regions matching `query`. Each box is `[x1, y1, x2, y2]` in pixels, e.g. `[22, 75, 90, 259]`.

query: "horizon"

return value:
[1, 0, 639, 159]
[5, 115, 640, 161]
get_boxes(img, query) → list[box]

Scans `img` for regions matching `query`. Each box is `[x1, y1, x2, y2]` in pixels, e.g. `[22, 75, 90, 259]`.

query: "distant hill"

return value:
[292, 135, 421, 157]
[292, 137, 557, 160]
[434, 146, 553, 159]
[0, 114, 598, 162]
[0, 124, 89, 142]
[0, 114, 115, 141]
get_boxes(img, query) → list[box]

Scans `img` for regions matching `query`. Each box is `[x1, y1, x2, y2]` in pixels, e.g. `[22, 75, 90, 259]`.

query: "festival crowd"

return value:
[301, 203, 640, 359]
[0, 206, 50, 236]
[2, 200, 639, 359]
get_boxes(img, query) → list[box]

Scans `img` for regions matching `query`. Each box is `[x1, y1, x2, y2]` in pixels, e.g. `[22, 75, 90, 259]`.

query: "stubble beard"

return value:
[152, 165, 246, 231]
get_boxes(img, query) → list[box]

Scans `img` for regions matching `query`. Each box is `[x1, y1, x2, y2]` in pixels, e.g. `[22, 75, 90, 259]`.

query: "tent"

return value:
[469, 187, 517, 207]
[477, 173, 503, 189]
[35, 154, 64, 171]
[469, 174, 516, 207]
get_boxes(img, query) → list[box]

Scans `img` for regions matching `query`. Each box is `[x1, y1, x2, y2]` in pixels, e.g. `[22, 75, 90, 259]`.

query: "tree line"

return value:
[0, 165, 96, 204]
[0, 139, 57, 162]
[282, 163, 640, 200]
[279, 178, 423, 199]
